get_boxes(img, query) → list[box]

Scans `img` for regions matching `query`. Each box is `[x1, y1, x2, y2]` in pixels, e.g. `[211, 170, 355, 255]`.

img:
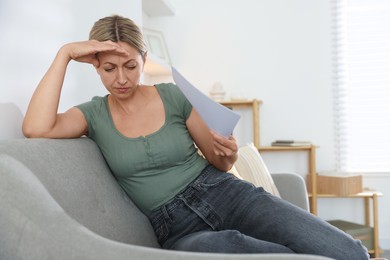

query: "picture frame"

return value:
[143, 28, 171, 65]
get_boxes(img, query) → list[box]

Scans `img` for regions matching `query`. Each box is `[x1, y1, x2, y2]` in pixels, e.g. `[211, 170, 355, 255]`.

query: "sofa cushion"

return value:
[234, 143, 280, 197]
[0, 138, 159, 248]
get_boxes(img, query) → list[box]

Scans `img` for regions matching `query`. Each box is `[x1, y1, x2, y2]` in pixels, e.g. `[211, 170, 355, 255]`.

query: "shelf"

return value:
[144, 52, 171, 76]
[308, 191, 383, 198]
[220, 100, 262, 107]
[142, 0, 175, 17]
[259, 145, 317, 151]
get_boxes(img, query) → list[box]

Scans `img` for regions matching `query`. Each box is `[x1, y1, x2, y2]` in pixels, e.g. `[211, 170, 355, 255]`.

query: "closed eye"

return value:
[104, 67, 115, 72]
[126, 65, 136, 70]
[125, 60, 137, 70]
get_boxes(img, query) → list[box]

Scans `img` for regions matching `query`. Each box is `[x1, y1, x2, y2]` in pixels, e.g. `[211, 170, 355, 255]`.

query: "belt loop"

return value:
[162, 204, 170, 220]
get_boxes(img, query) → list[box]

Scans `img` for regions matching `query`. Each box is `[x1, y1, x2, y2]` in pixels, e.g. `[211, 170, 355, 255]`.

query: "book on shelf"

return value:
[271, 140, 312, 147]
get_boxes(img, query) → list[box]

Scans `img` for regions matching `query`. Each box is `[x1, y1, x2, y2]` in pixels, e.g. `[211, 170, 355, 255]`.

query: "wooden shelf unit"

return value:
[220, 99, 383, 258]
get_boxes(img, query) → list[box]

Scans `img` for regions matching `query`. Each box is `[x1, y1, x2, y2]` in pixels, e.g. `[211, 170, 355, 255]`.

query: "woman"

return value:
[22, 15, 369, 259]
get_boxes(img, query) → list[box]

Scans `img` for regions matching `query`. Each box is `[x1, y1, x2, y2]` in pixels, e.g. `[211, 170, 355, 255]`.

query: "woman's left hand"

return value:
[210, 130, 238, 158]
[186, 108, 238, 172]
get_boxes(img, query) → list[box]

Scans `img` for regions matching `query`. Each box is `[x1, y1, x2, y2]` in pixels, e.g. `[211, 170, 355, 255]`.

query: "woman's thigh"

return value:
[171, 230, 294, 253]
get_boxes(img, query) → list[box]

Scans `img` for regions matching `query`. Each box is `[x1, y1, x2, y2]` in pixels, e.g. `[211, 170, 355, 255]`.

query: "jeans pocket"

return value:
[154, 218, 171, 246]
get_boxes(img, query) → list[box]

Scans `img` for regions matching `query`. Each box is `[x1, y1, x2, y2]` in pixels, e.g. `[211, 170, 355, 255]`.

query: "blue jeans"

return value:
[148, 165, 369, 259]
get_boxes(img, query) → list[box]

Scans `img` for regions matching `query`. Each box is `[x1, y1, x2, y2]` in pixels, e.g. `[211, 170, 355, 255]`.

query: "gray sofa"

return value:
[0, 138, 332, 260]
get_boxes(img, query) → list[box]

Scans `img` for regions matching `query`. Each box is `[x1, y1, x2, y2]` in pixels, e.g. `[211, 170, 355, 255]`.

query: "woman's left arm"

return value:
[186, 108, 238, 172]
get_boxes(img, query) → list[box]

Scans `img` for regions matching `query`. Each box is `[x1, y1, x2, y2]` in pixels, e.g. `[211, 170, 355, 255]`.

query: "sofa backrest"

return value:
[0, 138, 159, 248]
[0, 103, 24, 140]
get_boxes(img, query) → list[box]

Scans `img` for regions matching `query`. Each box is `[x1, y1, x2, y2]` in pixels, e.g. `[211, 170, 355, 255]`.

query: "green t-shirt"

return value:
[76, 83, 209, 215]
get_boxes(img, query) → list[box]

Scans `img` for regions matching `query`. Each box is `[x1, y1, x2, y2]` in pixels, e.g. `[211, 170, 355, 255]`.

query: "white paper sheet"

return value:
[172, 67, 241, 137]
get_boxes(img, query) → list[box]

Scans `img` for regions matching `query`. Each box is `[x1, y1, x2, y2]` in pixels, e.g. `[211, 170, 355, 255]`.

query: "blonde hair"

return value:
[89, 15, 147, 58]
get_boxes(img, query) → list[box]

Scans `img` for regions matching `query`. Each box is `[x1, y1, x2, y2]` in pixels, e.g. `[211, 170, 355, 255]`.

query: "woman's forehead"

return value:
[98, 43, 141, 63]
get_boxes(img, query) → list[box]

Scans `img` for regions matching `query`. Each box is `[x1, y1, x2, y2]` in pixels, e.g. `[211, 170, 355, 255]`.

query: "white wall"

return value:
[0, 0, 142, 114]
[144, 0, 390, 249]
[144, 0, 335, 171]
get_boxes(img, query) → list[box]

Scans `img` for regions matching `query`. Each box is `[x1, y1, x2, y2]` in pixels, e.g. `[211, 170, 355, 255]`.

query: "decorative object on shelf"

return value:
[143, 28, 171, 65]
[230, 92, 247, 101]
[209, 81, 226, 101]
[271, 140, 312, 147]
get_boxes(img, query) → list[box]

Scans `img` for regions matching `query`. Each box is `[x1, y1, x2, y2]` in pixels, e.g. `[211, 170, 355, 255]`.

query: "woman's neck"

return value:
[108, 85, 151, 116]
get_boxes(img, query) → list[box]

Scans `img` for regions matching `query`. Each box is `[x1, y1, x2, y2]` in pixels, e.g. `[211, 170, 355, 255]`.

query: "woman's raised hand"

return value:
[23, 40, 129, 139]
[62, 40, 129, 67]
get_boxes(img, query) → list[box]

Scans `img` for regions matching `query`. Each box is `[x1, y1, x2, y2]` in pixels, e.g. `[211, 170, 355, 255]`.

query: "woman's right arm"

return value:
[22, 41, 128, 138]
[23, 44, 87, 138]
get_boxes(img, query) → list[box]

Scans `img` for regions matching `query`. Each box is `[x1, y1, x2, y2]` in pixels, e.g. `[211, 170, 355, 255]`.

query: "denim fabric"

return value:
[149, 165, 369, 259]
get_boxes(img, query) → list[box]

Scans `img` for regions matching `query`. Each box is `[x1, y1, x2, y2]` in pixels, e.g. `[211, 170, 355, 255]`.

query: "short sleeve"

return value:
[156, 83, 193, 120]
[75, 96, 107, 138]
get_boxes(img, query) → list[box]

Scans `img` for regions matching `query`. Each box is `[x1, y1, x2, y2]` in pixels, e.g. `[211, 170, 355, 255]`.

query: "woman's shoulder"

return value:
[80, 95, 107, 104]
[91, 95, 107, 103]
[155, 82, 177, 91]
[76, 95, 108, 113]
[155, 83, 183, 98]
[154, 82, 192, 118]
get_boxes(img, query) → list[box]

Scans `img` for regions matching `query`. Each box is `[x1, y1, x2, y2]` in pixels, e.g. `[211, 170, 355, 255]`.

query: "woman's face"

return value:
[96, 41, 145, 99]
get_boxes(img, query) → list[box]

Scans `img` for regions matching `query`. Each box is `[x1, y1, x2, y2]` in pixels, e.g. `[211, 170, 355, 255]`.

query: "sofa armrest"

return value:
[271, 172, 310, 211]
